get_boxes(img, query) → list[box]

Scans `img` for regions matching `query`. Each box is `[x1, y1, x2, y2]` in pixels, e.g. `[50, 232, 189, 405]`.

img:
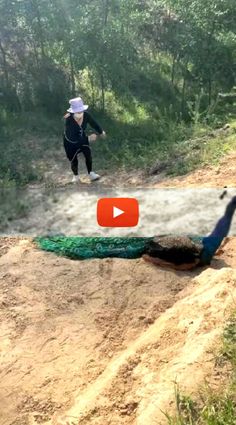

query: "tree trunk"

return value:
[32, 39, 40, 69]
[0, 41, 9, 87]
[99, 0, 110, 111]
[103, 0, 110, 25]
[208, 77, 212, 106]
[90, 71, 96, 107]
[181, 74, 187, 116]
[171, 58, 175, 85]
[180, 59, 191, 117]
[30, 0, 46, 58]
[100, 74, 105, 112]
[206, 20, 215, 106]
[69, 49, 76, 97]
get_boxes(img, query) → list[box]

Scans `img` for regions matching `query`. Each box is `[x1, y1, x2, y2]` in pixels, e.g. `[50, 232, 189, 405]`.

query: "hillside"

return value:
[100, 150, 236, 188]
[0, 237, 236, 425]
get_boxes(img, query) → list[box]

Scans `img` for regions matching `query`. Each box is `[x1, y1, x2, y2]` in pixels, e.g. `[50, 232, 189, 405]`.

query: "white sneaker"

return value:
[89, 171, 100, 181]
[72, 175, 80, 183]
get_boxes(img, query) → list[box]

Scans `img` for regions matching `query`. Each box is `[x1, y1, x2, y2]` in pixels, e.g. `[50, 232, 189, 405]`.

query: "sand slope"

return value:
[0, 238, 235, 425]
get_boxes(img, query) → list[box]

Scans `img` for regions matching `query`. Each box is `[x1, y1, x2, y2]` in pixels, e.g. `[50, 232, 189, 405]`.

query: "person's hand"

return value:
[88, 133, 97, 142]
[100, 131, 106, 139]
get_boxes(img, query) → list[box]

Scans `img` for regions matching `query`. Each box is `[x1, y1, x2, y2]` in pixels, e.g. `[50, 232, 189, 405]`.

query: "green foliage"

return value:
[222, 316, 236, 367]
[0, 0, 236, 185]
[1, 96, 236, 187]
[1, 0, 235, 114]
[201, 393, 236, 425]
[0, 111, 60, 185]
[167, 129, 236, 177]
[164, 386, 199, 424]
[0, 181, 29, 230]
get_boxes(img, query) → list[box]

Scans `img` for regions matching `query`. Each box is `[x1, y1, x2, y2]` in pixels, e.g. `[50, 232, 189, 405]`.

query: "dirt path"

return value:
[39, 149, 236, 189]
[101, 150, 236, 189]
[0, 237, 236, 425]
[2, 187, 236, 237]
[1, 148, 236, 236]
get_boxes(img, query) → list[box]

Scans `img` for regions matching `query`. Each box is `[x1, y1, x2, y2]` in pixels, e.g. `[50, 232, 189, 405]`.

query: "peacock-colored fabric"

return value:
[33, 235, 224, 264]
[35, 236, 154, 260]
[34, 234, 211, 264]
[34, 196, 236, 266]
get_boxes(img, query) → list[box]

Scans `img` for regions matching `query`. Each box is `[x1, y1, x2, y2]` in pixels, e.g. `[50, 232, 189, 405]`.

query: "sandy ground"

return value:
[0, 150, 236, 425]
[1, 149, 235, 236]
[2, 187, 236, 237]
[0, 237, 236, 425]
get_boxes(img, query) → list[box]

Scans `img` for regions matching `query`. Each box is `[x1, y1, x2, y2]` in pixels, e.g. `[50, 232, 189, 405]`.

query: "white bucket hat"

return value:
[67, 97, 88, 113]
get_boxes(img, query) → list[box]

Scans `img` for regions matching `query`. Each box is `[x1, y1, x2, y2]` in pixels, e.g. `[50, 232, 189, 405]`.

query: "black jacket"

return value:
[64, 112, 103, 144]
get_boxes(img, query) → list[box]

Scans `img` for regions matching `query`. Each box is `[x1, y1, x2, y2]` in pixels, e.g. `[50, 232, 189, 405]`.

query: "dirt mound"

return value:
[0, 237, 236, 425]
[156, 151, 236, 188]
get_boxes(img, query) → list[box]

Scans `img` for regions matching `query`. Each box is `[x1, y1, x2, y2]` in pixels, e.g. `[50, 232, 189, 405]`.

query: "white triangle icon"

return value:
[113, 206, 124, 218]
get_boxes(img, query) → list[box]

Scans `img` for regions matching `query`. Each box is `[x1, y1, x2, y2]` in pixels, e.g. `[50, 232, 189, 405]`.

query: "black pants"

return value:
[63, 139, 92, 175]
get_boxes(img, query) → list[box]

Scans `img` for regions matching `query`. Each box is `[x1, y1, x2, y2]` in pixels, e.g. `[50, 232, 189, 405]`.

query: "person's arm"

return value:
[87, 112, 104, 135]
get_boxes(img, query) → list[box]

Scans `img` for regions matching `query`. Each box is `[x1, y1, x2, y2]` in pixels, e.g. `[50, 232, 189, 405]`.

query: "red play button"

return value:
[97, 198, 139, 227]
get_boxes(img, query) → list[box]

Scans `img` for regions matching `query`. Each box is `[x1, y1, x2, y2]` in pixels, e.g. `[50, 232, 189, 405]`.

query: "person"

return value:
[63, 97, 106, 182]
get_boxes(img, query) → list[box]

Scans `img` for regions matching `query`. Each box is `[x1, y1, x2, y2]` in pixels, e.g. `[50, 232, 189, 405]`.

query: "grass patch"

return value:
[1, 98, 236, 186]
[164, 312, 236, 424]
[0, 182, 29, 231]
[0, 111, 61, 186]
[165, 127, 236, 177]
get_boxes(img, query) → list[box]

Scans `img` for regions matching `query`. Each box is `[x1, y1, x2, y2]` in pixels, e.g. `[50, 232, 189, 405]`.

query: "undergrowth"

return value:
[0, 182, 29, 231]
[1, 95, 236, 187]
